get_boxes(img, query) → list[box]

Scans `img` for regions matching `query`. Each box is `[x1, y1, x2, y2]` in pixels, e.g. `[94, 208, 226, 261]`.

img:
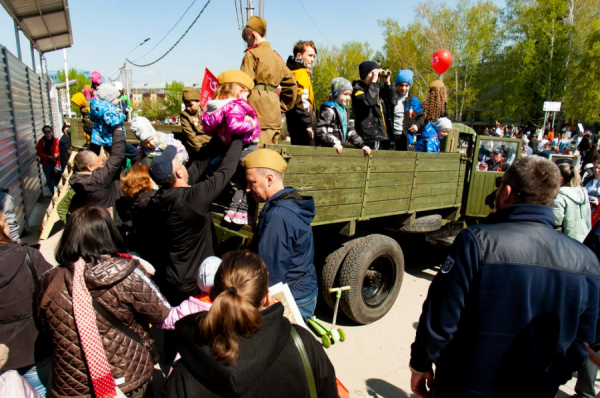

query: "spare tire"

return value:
[338, 234, 404, 324]
[398, 214, 442, 233]
[320, 237, 364, 309]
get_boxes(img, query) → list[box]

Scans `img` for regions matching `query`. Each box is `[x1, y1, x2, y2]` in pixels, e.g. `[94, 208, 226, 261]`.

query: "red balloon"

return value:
[432, 49, 453, 75]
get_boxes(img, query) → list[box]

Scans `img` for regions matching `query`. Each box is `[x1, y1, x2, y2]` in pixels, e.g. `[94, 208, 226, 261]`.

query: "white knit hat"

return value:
[96, 84, 120, 103]
[131, 116, 157, 142]
[197, 256, 222, 293]
[435, 117, 452, 131]
[114, 81, 124, 91]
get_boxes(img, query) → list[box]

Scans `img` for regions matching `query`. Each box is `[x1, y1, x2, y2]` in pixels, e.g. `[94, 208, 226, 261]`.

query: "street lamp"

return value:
[123, 38, 151, 68]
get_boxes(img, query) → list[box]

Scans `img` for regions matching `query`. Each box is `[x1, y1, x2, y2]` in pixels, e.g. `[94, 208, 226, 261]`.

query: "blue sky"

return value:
[0, 0, 505, 84]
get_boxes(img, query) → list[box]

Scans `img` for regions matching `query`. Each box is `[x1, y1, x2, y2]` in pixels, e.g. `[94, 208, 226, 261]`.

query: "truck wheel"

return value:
[398, 214, 442, 233]
[339, 235, 404, 324]
[321, 237, 364, 309]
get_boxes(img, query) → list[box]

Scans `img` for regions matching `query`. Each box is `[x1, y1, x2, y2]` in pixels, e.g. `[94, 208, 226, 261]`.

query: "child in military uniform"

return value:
[240, 16, 297, 147]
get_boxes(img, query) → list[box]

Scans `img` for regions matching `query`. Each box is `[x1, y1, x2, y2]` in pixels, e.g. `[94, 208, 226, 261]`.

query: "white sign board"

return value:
[578, 123, 585, 133]
[543, 101, 562, 112]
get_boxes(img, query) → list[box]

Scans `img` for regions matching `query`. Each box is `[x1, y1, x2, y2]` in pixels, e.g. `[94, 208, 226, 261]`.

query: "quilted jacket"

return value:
[315, 103, 365, 149]
[34, 255, 171, 397]
[201, 98, 261, 145]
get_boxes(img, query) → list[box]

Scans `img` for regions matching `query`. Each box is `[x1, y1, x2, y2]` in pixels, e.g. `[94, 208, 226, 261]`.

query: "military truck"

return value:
[211, 126, 523, 325]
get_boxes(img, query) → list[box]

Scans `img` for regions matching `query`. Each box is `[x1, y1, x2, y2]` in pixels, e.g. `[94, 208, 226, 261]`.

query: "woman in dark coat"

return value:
[163, 250, 339, 398]
[0, 210, 53, 396]
[58, 124, 71, 176]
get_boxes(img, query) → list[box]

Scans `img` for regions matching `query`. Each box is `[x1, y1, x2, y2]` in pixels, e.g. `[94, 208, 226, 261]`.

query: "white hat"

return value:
[197, 256, 222, 293]
[522, 137, 529, 143]
[114, 81, 124, 91]
[131, 116, 157, 142]
[96, 84, 120, 103]
[434, 117, 452, 131]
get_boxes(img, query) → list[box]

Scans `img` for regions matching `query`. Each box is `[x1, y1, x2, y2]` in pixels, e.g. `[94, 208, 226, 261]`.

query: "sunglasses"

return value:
[43, 130, 52, 134]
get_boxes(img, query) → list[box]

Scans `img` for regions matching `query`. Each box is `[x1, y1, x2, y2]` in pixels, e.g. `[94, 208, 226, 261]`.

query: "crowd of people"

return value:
[1, 13, 600, 398]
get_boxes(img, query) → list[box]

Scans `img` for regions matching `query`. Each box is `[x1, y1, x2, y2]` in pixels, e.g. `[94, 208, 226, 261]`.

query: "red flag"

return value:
[200, 68, 218, 108]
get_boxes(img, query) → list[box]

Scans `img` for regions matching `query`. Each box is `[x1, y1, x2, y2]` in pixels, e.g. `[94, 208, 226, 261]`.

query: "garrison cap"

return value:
[245, 16, 267, 37]
[242, 149, 287, 173]
[182, 87, 200, 101]
[429, 80, 445, 90]
[218, 70, 255, 91]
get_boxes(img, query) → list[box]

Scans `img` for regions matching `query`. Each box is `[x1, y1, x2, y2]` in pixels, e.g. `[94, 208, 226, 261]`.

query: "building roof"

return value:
[0, 0, 73, 54]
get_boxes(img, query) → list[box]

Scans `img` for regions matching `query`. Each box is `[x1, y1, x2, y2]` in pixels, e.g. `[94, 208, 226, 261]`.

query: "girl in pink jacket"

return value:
[201, 70, 261, 225]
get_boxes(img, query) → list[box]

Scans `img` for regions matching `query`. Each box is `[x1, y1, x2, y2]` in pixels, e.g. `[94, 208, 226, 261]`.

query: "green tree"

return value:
[380, 0, 501, 122]
[561, 0, 600, 123]
[57, 68, 89, 116]
[500, 0, 574, 126]
[164, 80, 184, 117]
[139, 99, 167, 122]
[312, 41, 374, 109]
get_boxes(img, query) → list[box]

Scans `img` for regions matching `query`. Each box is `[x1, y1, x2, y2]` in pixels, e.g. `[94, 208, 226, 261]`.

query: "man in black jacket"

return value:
[69, 126, 125, 218]
[410, 156, 600, 398]
[148, 138, 243, 304]
[352, 61, 396, 150]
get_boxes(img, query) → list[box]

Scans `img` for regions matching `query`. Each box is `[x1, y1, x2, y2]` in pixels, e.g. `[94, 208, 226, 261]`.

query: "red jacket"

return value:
[36, 137, 60, 167]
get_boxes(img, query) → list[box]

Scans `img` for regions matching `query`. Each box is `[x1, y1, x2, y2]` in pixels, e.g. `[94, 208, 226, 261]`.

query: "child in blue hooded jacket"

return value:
[415, 117, 452, 153]
[89, 84, 126, 153]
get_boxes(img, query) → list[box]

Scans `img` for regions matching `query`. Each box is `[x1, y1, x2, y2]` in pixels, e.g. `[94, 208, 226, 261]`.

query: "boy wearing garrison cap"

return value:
[352, 61, 397, 150]
[241, 16, 297, 147]
[243, 149, 318, 321]
[180, 87, 211, 155]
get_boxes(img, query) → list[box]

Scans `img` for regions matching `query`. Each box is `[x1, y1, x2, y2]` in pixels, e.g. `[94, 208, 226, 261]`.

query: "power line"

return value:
[296, 0, 331, 46]
[127, 0, 213, 68]
[132, 0, 198, 63]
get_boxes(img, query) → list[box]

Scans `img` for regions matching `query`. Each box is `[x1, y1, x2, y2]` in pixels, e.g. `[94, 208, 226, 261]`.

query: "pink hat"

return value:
[91, 71, 102, 85]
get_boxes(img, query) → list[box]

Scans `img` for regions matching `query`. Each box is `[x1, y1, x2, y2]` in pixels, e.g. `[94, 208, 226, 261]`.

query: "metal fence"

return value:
[0, 44, 54, 233]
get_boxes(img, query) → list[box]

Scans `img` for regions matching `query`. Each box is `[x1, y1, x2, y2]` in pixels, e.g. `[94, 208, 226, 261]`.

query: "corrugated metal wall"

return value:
[0, 44, 55, 233]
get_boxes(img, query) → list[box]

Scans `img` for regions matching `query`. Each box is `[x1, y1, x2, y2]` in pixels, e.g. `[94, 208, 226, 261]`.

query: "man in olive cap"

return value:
[180, 87, 210, 155]
[241, 16, 297, 147]
[243, 149, 318, 320]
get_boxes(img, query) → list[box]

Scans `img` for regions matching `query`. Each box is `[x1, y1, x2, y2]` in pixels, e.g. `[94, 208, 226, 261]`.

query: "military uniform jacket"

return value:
[241, 41, 297, 130]
[180, 110, 211, 155]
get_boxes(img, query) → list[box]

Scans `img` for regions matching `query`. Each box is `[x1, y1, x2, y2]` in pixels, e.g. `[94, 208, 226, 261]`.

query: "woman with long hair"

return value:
[34, 206, 171, 398]
[163, 249, 338, 397]
[422, 80, 447, 123]
[554, 164, 591, 242]
[0, 211, 53, 396]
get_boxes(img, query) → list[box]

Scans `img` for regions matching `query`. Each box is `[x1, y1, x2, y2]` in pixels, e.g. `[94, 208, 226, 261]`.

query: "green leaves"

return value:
[164, 80, 185, 117]
[312, 0, 600, 125]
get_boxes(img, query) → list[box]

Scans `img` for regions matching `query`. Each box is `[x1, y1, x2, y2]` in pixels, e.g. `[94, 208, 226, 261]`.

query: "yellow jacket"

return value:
[285, 56, 316, 132]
